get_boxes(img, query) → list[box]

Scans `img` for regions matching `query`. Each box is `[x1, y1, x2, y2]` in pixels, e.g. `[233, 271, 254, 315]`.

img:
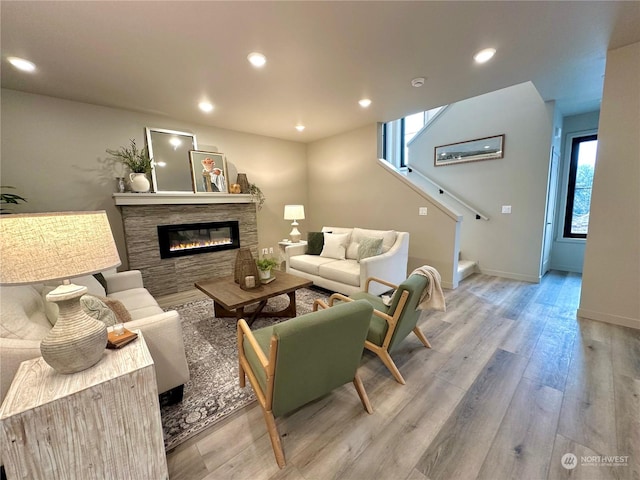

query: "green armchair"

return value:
[326, 274, 432, 385]
[237, 299, 374, 468]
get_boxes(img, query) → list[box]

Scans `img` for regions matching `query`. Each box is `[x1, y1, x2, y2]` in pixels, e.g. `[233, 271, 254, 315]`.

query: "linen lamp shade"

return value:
[0, 211, 122, 374]
[283, 205, 305, 243]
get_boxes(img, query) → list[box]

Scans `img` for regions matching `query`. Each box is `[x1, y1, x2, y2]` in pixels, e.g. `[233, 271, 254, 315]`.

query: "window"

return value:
[564, 134, 597, 238]
[382, 106, 446, 169]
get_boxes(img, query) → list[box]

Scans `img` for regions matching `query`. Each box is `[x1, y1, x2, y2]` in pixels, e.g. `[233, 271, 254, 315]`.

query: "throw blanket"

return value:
[410, 265, 446, 311]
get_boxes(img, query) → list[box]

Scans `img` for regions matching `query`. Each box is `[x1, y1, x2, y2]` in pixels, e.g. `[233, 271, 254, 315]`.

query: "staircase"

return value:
[457, 255, 478, 283]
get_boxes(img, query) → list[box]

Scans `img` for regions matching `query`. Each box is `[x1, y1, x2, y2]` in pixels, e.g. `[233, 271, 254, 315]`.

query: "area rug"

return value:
[159, 286, 329, 451]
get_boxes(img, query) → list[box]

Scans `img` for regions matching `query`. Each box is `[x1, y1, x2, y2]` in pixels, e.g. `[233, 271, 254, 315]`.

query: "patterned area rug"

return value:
[159, 286, 330, 451]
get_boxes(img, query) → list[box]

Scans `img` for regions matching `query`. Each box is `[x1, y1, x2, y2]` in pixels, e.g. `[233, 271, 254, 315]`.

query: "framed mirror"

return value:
[146, 128, 198, 192]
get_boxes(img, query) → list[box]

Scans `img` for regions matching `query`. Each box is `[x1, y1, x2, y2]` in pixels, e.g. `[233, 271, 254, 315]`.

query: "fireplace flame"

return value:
[170, 238, 232, 252]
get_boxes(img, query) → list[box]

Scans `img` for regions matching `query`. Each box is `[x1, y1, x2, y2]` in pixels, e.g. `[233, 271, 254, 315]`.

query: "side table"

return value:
[278, 239, 307, 267]
[0, 331, 168, 479]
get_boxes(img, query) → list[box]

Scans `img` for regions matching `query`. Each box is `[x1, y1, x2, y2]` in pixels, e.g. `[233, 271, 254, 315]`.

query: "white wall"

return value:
[578, 42, 640, 330]
[306, 124, 459, 287]
[0, 89, 307, 269]
[408, 82, 554, 282]
[549, 111, 600, 273]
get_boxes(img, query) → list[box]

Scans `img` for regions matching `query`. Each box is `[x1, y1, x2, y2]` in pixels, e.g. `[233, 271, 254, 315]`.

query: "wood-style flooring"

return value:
[160, 271, 640, 480]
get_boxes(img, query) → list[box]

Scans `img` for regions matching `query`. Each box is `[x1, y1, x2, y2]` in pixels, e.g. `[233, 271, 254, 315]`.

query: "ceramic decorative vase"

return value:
[236, 173, 250, 194]
[129, 173, 150, 193]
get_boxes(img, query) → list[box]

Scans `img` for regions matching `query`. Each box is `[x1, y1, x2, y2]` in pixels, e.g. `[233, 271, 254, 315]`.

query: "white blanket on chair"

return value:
[410, 265, 446, 311]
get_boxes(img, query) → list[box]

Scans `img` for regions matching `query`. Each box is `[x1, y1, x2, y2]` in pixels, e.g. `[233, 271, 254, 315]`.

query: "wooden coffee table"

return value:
[194, 270, 313, 326]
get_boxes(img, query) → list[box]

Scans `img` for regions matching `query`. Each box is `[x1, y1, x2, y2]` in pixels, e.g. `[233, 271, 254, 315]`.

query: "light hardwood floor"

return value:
[161, 271, 639, 480]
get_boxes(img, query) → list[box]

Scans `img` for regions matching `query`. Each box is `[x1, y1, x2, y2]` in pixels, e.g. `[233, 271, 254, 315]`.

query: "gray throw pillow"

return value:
[357, 237, 384, 262]
[307, 231, 324, 255]
[80, 294, 117, 327]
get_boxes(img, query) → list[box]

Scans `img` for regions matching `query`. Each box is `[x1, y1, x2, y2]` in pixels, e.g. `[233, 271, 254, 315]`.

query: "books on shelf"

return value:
[107, 328, 138, 349]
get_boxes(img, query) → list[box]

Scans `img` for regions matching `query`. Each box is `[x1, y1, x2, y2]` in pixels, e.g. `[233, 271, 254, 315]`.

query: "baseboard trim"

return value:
[577, 308, 640, 330]
[478, 268, 540, 284]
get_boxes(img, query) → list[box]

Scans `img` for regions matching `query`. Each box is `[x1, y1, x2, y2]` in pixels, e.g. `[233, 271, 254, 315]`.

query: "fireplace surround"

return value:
[115, 195, 258, 296]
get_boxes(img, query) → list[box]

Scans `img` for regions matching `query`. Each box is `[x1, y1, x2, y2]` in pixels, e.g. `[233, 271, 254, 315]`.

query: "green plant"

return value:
[0, 186, 27, 214]
[248, 183, 265, 210]
[256, 257, 279, 271]
[106, 138, 152, 174]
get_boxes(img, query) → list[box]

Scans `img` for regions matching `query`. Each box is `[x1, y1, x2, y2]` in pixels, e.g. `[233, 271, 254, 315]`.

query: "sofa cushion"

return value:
[357, 237, 383, 262]
[0, 286, 52, 340]
[307, 232, 324, 255]
[320, 233, 349, 260]
[351, 228, 397, 253]
[318, 259, 360, 287]
[290, 255, 337, 276]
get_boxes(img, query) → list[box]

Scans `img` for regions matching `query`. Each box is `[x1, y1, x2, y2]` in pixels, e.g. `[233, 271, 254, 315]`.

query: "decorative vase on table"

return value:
[129, 173, 151, 193]
[258, 268, 272, 282]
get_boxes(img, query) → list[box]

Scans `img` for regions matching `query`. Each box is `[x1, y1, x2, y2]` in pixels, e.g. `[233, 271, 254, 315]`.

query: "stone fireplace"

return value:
[115, 193, 257, 296]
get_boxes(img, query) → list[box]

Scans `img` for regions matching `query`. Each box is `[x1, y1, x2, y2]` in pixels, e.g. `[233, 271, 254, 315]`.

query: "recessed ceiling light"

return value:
[247, 52, 267, 68]
[295, 125, 305, 132]
[8, 56, 36, 73]
[473, 48, 496, 64]
[359, 98, 372, 108]
[199, 101, 214, 113]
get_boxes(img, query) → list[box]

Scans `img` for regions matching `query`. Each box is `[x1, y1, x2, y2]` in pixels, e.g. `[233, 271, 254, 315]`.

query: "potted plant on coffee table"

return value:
[256, 257, 279, 283]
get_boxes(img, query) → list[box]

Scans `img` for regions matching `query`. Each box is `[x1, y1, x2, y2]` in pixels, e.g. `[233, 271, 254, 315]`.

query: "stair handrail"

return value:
[407, 166, 489, 220]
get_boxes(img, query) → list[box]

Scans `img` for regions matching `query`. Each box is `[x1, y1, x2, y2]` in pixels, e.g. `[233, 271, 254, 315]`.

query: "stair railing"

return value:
[407, 166, 489, 220]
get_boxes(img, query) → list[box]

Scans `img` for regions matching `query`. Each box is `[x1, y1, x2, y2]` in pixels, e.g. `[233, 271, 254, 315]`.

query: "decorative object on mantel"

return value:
[256, 257, 279, 282]
[236, 173, 250, 193]
[229, 183, 242, 194]
[106, 139, 153, 192]
[189, 151, 229, 194]
[249, 183, 265, 210]
[116, 177, 126, 193]
[284, 204, 305, 242]
[0, 185, 27, 214]
[234, 248, 260, 290]
[0, 211, 122, 374]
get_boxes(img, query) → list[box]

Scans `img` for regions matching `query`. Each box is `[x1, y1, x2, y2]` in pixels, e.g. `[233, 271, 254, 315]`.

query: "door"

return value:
[541, 147, 560, 276]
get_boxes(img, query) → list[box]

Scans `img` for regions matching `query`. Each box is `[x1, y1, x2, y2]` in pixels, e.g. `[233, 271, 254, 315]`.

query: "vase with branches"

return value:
[106, 139, 152, 174]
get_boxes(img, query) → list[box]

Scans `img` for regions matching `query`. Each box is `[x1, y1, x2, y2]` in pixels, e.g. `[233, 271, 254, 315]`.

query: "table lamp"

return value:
[284, 204, 305, 243]
[0, 211, 122, 374]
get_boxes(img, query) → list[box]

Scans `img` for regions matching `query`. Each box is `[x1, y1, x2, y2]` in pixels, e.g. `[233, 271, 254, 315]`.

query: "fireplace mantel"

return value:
[113, 193, 253, 206]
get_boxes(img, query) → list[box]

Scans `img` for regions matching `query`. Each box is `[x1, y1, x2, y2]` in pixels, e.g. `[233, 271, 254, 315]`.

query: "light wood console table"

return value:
[0, 331, 168, 479]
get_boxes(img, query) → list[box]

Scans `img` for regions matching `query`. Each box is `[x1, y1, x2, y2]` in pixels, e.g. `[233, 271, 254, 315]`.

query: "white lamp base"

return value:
[289, 221, 301, 243]
[40, 283, 107, 374]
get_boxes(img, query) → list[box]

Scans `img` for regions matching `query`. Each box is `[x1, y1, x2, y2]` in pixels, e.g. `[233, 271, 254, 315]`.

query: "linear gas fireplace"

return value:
[157, 220, 240, 259]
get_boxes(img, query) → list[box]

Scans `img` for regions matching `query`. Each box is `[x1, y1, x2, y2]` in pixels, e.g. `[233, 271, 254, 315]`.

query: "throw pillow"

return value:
[320, 232, 349, 260]
[357, 237, 384, 262]
[80, 295, 117, 327]
[95, 295, 133, 323]
[307, 232, 325, 255]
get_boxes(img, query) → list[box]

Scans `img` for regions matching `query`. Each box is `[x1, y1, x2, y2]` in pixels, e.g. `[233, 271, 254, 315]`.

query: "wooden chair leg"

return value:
[239, 363, 246, 388]
[413, 326, 432, 348]
[352, 372, 373, 414]
[377, 350, 406, 385]
[261, 408, 286, 468]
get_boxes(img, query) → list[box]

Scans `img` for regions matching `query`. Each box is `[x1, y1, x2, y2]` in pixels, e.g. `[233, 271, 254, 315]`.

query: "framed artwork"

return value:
[434, 134, 505, 166]
[189, 151, 229, 193]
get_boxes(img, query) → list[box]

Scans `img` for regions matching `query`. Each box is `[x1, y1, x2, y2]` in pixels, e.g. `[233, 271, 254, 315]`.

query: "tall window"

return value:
[382, 106, 445, 168]
[564, 134, 597, 238]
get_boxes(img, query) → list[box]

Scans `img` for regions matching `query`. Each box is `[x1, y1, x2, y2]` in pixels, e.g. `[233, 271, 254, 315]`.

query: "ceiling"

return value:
[2, 1, 639, 143]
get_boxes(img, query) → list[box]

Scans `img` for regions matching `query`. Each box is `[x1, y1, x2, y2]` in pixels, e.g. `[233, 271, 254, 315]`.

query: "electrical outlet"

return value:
[501, 205, 512, 214]
[269, 247, 274, 254]
[419, 207, 428, 216]
[261, 247, 268, 255]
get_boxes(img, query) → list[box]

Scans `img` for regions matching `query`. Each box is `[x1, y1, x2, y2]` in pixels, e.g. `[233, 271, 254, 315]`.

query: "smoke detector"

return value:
[411, 77, 425, 88]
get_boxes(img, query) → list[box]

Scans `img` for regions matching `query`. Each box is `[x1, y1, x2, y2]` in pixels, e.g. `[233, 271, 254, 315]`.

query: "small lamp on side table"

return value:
[0, 211, 122, 374]
[284, 204, 305, 243]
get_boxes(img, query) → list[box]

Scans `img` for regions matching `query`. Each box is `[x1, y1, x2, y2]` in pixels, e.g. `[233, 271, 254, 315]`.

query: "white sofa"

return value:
[0, 269, 190, 404]
[285, 226, 409, 296]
